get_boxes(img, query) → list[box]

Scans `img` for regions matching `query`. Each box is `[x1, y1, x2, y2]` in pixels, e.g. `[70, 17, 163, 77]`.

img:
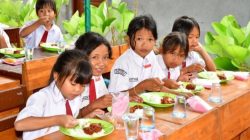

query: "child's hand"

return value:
[38, 16, 50, 25]
[190, 42, 203, 52]
[130, 94, 143, 103]
[182, 63, 204, 74]
[163, 79, 180, 89]
[140, 78, 164, 92]
[58, 115, 78, 128]
[85, 109, 105, 118]
[178, 71, 196, 82]
[93, 94, 112, 109]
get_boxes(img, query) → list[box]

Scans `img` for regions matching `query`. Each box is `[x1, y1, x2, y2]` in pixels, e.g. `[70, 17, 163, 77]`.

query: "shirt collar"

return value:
[129, 48, 155, 67]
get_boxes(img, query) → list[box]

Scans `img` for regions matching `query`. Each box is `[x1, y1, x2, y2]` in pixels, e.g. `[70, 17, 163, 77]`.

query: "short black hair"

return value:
[127, 15, 158, 49]
[172, 16, 200, 37]
[162, 32, 189, 58]
[49, 50, 92, 86]
[36, 0, 57, 16]
[75, 32, 112, 59]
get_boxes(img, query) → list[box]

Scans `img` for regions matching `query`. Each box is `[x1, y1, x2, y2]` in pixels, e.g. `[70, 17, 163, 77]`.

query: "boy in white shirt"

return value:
[20, 0, 63, 48]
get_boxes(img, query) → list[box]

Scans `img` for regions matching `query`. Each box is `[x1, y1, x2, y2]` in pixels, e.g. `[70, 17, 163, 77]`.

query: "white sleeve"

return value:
[152, 57, 166, 80]
[190, 52, 205, 67]
[15, 91, 46, 121]
[108, 59, 130, 93]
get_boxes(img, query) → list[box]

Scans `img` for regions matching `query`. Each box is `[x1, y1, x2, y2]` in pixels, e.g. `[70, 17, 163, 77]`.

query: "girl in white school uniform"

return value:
[172, 16, 216, 75]
[15, 50, 92, 140]
[20, 0, 63, 48]
[157, 32, 191, 89]
[108, 15, 172, 101]
[75, 32, 112, 118]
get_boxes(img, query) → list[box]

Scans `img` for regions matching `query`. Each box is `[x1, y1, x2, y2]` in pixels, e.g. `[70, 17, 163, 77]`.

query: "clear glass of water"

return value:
[57, 41, 65, 54]
[208, 83, 222, 103]
[122, 113, 139, 140]
[172, 95, 187, 118]
[25, 47, 34, 61]
[140, 106, 155, 132]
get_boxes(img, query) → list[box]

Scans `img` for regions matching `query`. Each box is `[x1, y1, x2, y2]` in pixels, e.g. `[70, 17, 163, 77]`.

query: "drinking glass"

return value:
[172, 96, 187, 118]
[208, 83, 222, 103]
[122, 113, 139, 140]
[25, 46, 34, 61]
[111, 92, 129, 129]
[140, 106, 155, 132]
[57, 41, 65, 54]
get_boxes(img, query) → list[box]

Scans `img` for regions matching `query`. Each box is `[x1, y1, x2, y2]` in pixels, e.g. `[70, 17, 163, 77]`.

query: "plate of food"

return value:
[198, 71, 234, 83]
[60, 118, 114, 140]
[40, 42, 69, 52]
[139, 92, 175, 107]
[173, 82, 204, 94]
[2, 58, 23, 66]
[0, 48, 25, 58]
[107, 102, 150, 118]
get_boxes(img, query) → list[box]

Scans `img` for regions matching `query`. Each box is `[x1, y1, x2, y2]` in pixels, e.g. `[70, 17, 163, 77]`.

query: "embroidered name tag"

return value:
[129, 77, 138, 82]
[144, 64, 152, 68]
[114, 68, 127, 76]
[81, 96, 89, 102]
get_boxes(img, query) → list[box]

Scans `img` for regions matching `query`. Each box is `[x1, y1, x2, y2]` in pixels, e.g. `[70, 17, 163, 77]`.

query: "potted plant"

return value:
[205, 15, 250, 71]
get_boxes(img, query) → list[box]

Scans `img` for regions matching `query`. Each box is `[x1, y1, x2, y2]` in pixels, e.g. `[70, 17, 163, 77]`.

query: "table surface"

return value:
[0, 48, 58, 80]
[36, 78, 250, 140]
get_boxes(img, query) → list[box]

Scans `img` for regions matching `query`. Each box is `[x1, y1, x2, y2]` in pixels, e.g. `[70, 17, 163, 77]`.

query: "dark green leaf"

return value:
[214, 57, 238, 70]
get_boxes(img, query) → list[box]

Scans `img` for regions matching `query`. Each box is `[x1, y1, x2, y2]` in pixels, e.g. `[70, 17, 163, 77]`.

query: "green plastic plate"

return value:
[60, 118, 114, 140]
[0, 48, 25, 58]
[198, 71, 234, 83]
[139, 92, 176, 108]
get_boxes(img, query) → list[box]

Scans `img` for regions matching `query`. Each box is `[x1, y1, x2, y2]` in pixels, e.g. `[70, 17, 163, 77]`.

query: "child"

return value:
[172, 16, 216, 75]
[14, 50, 92, 140]
[108, 15, 171, 101]
[20, 0, 63, 48]
[157, 32, 191, 89]
[0, 27, 11, 48]
[75, 32, 113, 118]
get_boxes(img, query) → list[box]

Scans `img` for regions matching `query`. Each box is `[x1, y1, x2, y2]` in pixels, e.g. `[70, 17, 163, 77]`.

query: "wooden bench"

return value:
[22, 55, 58, 98]
[0, 86, 26, 139]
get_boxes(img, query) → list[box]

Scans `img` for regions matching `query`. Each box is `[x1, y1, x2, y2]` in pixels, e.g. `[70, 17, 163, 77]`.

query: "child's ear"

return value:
[53, 72, 59, 81]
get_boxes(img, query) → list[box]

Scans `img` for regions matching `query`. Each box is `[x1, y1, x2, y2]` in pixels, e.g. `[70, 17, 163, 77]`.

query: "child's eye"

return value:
[148, 38, 154, 41]
[136, 37, 143, 41]
[103, 55, 109, 60]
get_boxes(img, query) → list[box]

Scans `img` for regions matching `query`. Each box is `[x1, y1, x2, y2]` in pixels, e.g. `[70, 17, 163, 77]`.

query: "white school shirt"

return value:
[20, 20, 63, 48]
[184, 51, 205, 67]
[81, 76, 109, 107]
[156, 55, 180, 81]
[0, 28, 11, 48]
[15, 81, 85, 140]
[108, 48, 165, 93]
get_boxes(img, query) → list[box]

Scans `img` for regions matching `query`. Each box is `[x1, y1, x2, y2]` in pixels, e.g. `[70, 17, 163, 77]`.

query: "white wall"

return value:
[124, 0, 250, 43]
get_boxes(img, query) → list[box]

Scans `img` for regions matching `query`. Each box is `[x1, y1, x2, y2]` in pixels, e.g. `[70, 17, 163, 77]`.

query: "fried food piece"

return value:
[186, 84, 196, 90]
[14, 50, 21, 54]
[129, 105, 143, 113]
[4, 58, 16, 63]
[161, 97, 175, 104]
[217, 73, 226, 80]
[83, 123, 102, 135]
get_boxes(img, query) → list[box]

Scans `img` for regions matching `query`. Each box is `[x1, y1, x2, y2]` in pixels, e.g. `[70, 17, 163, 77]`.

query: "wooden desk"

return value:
[33, 79, 250, 140]
[0, 48, 58, 81]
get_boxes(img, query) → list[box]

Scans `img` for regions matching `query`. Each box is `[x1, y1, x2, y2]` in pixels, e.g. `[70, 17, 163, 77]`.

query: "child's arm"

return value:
[20, 16, 49, 38]
[79, 94, 112, 117]
[193, 43, 216, 71]
[15, 115, 78, 131]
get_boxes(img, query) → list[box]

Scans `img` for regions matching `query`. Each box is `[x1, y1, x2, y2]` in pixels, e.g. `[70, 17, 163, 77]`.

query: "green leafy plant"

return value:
[205, 15, 250, 71]
[62, 0, 135, 45]
[0, 0, 69, 27]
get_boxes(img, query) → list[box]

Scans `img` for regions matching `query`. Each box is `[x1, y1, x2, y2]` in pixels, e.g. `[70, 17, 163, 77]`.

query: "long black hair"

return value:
[49, 50, 92, 87]
[172, 16, 200, 37]
[162, 32, 189, 58]
[127, 15, 158, 49]
[75, 32, 112, 59]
